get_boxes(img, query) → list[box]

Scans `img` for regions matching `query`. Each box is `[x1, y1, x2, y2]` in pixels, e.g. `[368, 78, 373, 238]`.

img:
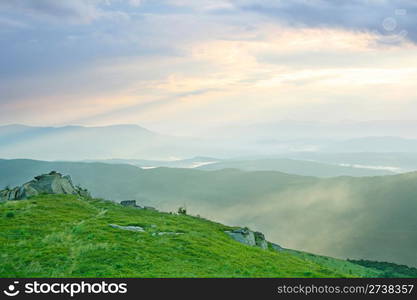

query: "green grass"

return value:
[285, 250, 383, 278]
[0, 195, 384, 278]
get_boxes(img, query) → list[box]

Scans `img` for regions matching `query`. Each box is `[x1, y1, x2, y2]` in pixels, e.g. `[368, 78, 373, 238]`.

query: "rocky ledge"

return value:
[0, 171, 90, 201]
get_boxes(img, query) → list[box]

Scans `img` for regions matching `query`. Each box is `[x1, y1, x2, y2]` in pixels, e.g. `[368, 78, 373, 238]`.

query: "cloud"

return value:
[128, 0, 143, 7]
[0, 0, 143, 24]
[234, 0, 417, 43]
[0, 16, 30, 31]
[166, 0, 234, 11]
[0, 0, 104, 23]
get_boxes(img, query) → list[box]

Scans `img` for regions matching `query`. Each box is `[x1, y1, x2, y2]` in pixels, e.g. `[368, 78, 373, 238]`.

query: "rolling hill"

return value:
[196, 158, 394, 177]
[1, 159, 417, 268]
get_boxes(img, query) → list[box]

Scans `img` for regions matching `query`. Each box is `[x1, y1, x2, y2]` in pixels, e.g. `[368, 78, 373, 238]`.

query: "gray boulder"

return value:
[225, 228, 256, 246]
[225, 228, 271, 250]
[120, 200, 144, 209]
[0, 171, 90, 202]
[120, 200, 137, 207]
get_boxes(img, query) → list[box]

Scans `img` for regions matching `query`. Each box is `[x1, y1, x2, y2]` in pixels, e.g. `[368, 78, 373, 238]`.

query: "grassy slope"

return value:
[285, 250, 384, 278]
[0, 194, 379, 278]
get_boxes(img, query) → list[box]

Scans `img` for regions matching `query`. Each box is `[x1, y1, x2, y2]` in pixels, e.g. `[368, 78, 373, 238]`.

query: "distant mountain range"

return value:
[2, 124, 417, 160]
[0, 124, 209, 160]
[1, 159, 417, 268]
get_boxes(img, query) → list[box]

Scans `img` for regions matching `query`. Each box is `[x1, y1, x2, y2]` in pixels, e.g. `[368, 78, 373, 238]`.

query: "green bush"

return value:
[5, 212, 15, 218]
[177, 206, 187, 215]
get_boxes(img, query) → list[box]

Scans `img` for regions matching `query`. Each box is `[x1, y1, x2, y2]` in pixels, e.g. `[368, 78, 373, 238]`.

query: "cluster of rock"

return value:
[0, 171, 90, 202]
[225, 227, 284, 252]
[120, 200, 157, 211]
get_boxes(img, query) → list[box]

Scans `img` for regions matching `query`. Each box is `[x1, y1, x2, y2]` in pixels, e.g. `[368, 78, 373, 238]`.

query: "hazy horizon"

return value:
[4, 120, 417, 139]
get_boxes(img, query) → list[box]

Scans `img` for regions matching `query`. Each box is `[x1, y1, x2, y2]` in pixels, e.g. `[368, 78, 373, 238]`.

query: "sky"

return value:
[1, 0, 417, 135]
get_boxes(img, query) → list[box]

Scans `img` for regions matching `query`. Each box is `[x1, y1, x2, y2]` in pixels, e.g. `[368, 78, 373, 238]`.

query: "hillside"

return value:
[0, 194, 392, 278]
[1, 159, 417, 268]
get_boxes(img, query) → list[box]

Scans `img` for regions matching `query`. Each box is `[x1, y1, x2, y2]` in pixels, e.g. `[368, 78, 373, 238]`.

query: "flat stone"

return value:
[151, 232, 184, 236]
[109, 224, 145, 232]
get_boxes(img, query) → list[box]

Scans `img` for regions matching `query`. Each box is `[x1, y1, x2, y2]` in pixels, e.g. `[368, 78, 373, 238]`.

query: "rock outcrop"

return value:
[225, 227, 283, 251]
[120, 200, 142, 208]
[119, 200, 158, 211]
[254, 231, 268, 250]
[0, 171, 90, 202]
[226, 228, 256, 246]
